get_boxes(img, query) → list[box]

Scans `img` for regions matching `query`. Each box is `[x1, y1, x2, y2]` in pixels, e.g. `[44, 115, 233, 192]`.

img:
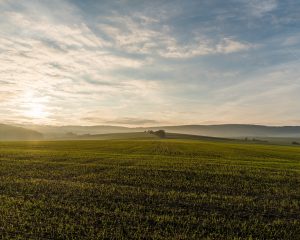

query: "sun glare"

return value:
[26, 103, 48, 119]
[22, 90, 49, 120]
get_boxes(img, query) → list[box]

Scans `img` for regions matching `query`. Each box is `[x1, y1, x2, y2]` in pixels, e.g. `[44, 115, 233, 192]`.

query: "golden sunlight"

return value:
[26, 103, 48, 119]
[22, 90, 49, 119]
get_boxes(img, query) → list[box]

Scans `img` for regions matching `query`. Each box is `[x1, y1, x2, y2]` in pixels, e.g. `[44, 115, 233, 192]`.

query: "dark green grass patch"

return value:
[0, 140, 299, 239]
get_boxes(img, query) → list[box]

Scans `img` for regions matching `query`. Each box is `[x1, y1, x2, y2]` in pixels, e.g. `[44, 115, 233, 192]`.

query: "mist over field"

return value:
[2, 123, 300, 141]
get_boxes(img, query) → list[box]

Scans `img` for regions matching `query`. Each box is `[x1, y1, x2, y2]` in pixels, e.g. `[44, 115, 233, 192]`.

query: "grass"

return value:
[0, 139, 299, 239]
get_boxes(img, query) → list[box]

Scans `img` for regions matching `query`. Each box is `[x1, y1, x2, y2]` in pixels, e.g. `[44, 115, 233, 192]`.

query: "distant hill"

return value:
[147, 125, 300, 138]
[21, 124, 300, 139]
[165, 132, 233, 141]
[0, 124, 43, 140]
[59, 131, 233, 142]
[21, 125, 132, 139]
[75, 132, 159, 140]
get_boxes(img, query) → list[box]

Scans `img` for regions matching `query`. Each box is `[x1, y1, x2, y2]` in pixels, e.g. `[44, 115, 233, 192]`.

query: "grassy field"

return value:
[0, 139, 299, 239]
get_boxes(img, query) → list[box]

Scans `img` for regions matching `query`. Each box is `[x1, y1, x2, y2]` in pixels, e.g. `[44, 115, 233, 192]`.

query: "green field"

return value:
[0, 139, 299, 239]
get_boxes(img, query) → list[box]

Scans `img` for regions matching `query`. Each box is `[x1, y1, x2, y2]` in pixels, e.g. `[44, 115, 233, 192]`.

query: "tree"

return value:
[154, 130, 166, 138]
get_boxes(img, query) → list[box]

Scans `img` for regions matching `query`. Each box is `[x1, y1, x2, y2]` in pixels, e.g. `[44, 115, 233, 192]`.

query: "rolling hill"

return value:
[60, 131, 234, 142]
[21, 124, 300, 139]
[0, 124, 43, 140]
[148, 124, 300, 138]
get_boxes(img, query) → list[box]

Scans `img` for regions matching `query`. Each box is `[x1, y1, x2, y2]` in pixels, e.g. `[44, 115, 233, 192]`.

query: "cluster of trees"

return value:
[147, 130, 166, 138]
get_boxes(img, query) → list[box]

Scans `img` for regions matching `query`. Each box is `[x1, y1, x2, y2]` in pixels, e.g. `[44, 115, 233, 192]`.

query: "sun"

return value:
[26, 103, 48, 119]
[22, 90, 49, 120]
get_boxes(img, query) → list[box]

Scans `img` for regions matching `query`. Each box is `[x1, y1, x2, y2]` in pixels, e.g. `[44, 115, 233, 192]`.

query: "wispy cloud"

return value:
[98, 14, 254, 59]
[82, 117, 161, 126]
[160, 37, 253, 58]
[247, 0, 278, 17]
[0, 0, 299, 126]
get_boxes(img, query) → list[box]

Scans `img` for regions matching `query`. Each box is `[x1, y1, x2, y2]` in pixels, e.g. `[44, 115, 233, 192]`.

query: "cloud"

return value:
[107, 118, 160, 125]
[0, 0, 299, 126]
[84, 117, 161, 126]
[98, 14, 254, 59]
[0, 1, 151, 125]
[0, 91, 15, 101]
[282, 34, 300, 46]
[247, 0, 278, 17]
[160, 37, 253, 58]
[216, 38, 253, 54]
[98, 15, 159, 54]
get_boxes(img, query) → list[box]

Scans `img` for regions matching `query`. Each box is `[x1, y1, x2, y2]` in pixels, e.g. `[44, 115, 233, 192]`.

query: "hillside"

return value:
[0, 124, 43, 140]
[75, 132, 159, 140]
[60, 131, 234, 142]
[21, 125, 132, 139]
[148, 124, 300, 138]
[22, 124, 300, 139]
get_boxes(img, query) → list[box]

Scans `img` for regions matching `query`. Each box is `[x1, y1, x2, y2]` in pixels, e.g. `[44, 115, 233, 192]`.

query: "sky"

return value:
[0, 0, 300, 126]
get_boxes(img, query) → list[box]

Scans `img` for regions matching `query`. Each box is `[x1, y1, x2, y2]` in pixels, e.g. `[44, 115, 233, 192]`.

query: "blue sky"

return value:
[0, 0, 299, 126]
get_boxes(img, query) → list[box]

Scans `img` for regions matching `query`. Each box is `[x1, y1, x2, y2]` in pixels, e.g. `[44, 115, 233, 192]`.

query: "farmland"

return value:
[0, 139, 299, 239]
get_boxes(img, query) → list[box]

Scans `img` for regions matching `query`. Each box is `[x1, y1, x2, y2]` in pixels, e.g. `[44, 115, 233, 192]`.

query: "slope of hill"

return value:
[21, 125, 132, 139]
[0, 124, 43, 140]
[166, 132, 233, 141]
[57, 131, 235, 143]
[22, 124, 300, 139]
[75, 132, 159, 140]
[147, 125, 300, 138]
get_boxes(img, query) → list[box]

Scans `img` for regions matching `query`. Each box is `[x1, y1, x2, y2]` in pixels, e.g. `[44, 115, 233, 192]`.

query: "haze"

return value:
[1, 0, 300, 127]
